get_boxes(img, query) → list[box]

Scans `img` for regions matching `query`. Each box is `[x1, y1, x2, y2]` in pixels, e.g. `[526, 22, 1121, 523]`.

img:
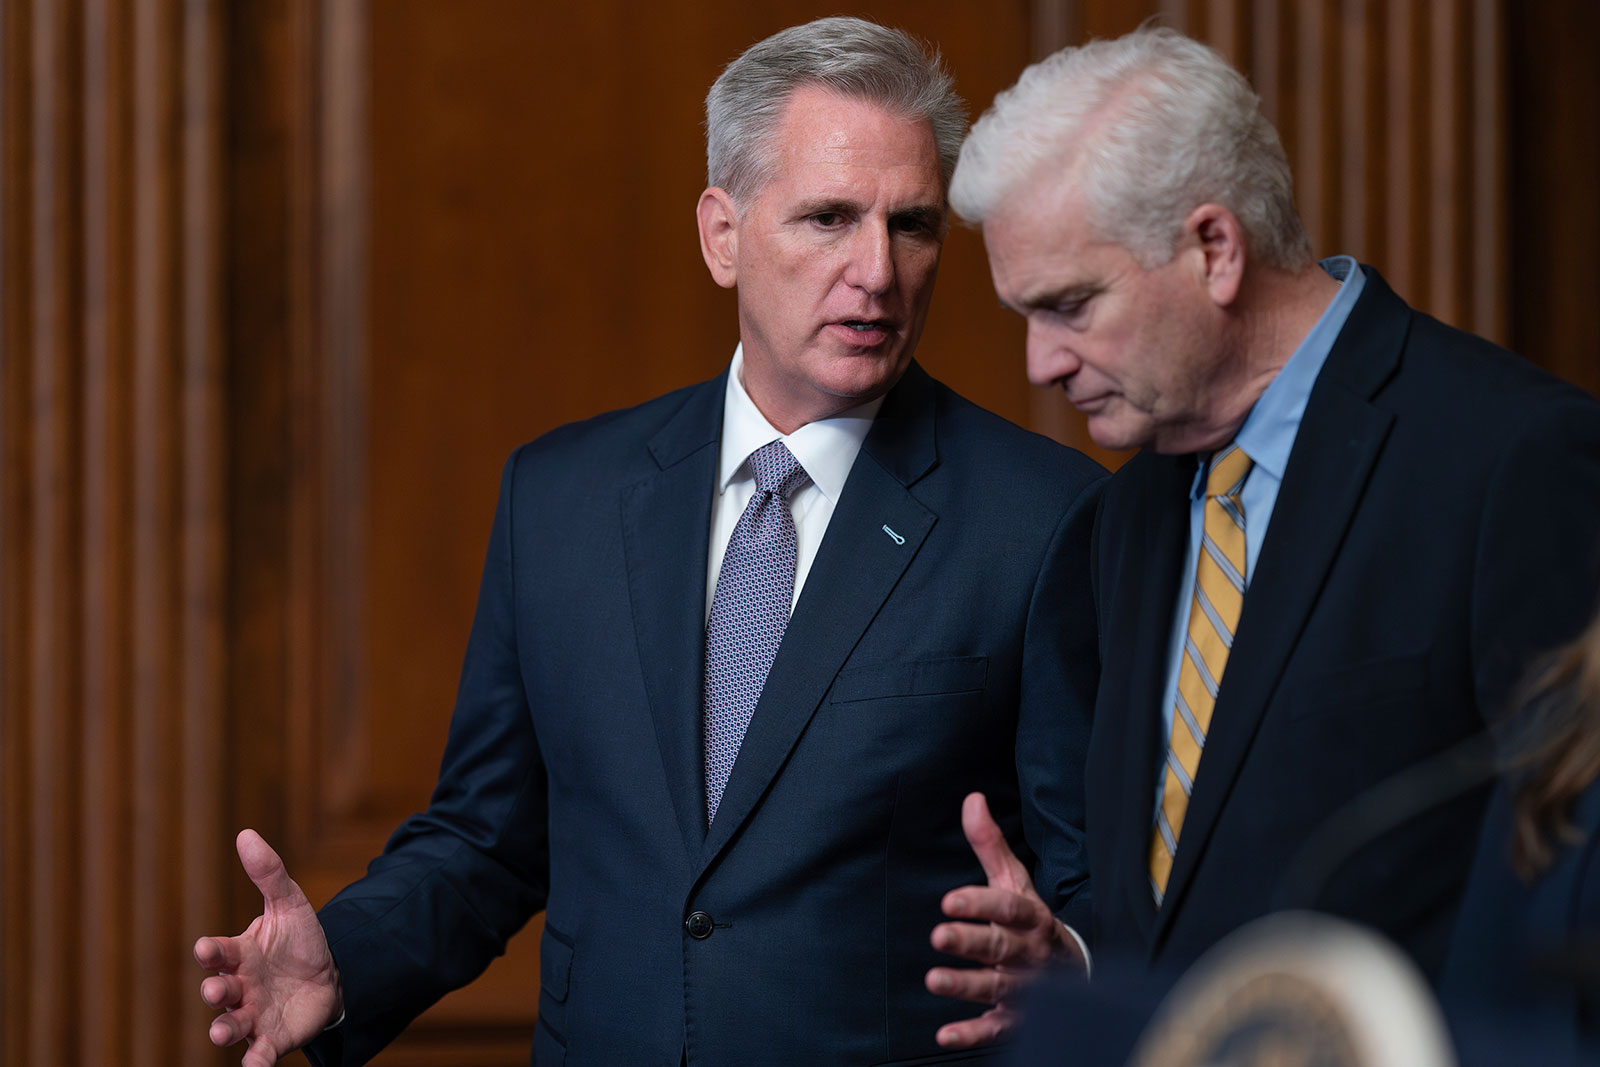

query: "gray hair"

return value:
[950, 27, 1311, 270]
[705, 16, 968, 204]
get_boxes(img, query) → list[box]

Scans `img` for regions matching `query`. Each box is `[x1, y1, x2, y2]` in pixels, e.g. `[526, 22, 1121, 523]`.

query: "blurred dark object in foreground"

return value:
[1011, 913, 1455, 1067]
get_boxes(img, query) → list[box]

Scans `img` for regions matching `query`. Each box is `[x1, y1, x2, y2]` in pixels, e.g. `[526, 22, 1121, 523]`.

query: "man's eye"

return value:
[810, 212, 844, 227]
[892, 216, 934, 235]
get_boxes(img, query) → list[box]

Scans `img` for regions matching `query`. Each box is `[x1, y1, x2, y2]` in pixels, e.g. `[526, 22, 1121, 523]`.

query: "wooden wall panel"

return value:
[5, 2, 1594, 1066]
[0, 1, 229, 1064]
[1506, 0, 1600, 397]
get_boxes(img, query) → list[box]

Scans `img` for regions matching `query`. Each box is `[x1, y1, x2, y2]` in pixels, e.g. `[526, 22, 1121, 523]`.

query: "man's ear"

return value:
[1184, 203, 1245, 308]
[697, 187, 740, 289]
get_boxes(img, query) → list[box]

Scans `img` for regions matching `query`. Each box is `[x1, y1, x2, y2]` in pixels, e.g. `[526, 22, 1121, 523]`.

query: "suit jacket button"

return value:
[685, 911, 715, 940]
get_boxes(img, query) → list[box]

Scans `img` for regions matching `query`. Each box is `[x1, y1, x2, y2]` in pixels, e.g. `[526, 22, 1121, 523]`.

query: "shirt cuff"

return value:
[1058, 920, 1092, 978]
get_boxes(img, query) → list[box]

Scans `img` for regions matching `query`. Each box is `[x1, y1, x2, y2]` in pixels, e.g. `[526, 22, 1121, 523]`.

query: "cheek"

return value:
[893, 243, 940, 282]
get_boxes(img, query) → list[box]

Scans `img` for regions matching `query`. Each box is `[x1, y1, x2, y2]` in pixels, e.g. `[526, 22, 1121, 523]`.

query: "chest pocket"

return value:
[827, 656, 988, 704]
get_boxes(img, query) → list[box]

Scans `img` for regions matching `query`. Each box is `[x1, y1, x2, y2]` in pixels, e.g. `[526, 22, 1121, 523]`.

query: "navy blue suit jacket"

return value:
[306, 363, 1106, 1066]
[1086, 268, 1600, 979]
[1441, 778, 1600, 1066]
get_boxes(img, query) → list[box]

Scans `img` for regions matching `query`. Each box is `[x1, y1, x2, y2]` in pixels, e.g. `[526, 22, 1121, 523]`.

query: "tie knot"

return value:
[748, 440, 810, 499]
[1205, 443, 1253, 499]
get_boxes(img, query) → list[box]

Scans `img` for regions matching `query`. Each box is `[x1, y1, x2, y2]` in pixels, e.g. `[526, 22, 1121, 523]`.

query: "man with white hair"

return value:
[193, 17, 1105, 1066]
[924, 25, 1600, 1049]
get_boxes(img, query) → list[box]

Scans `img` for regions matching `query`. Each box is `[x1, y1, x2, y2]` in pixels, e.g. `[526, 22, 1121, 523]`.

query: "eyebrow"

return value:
[893, 205, 946, 230]
[1011, 282, 1100, 313]
[789, 198, 946, 227]
[790, 197, 865, 219]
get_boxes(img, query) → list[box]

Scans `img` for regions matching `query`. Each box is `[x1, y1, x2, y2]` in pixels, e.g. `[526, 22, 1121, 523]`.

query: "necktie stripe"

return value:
[1165, 748, 1195, 795]
[1168, 721, 1202, 772]
[1155, 806, 1179, 852]
[1176, 667, 1217, 733]
[1183, 635, 1222, 699]
[1200, 533, 1247, 592]
[1186, 600, 1232, 669]
[1173, 690, 1206, 750]
[1216, 493, 1247, 531]
[1149, 445, 1253, 900]
[1192, 584, 1235, 650]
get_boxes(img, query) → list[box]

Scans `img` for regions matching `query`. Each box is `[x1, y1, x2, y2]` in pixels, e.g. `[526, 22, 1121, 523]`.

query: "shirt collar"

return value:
[717, 344, 882, 503]
[1196, 256, 1366, 496]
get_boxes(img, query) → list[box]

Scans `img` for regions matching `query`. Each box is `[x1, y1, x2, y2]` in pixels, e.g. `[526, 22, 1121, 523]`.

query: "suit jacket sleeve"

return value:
[1472, 390, 1600, 723]
[306, 447, 550, 1066]
[1018, 471, 1105, 936]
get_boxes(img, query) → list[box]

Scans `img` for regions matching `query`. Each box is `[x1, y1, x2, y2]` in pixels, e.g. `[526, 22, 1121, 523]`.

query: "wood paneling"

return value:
[3, 2, 1596, 1066]
[1507, 0, 1600, 397]
[1, 0, 228, 1063]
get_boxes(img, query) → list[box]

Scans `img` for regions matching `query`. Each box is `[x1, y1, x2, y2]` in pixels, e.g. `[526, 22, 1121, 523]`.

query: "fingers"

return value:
[209, 1006, 287, 1067]
[200, 973, 244, 1011]
[941, 884, 1048, 927]
[240, 1036, 284, 1067]
[241, 1037, 285, 1067]
[235, 829, 305, 910]
[194, 935, 243, 972]
[931, 914, 1053, 970]
[208, 1005, 253, 1048]
[959, 792, 1030, 892]
[934, 1005, 1018, 1050]
[925, 964, 1027, 1006]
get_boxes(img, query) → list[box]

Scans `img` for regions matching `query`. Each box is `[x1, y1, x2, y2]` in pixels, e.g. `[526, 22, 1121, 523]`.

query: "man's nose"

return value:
[843, 222, 894, 294]
[1025, 318, 1076, 387]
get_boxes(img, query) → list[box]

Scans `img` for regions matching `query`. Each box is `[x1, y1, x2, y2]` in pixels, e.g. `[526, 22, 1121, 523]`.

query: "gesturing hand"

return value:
[925, 792, 1084, 1049]
[194, 829, 343, 1067]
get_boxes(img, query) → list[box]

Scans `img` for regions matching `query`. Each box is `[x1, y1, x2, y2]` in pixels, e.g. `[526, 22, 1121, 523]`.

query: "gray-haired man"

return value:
[194, 18, 1104, 1066]
[927, 27, 1600, 1054]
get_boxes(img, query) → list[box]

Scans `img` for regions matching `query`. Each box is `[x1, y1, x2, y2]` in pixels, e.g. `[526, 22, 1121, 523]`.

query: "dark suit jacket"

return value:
[1086, 268, 1600, 979]
[1440, 778, 1600, 1066]
[305, 363, 1106, 1066]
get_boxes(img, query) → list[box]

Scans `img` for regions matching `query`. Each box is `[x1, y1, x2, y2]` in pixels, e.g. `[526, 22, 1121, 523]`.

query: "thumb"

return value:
[960, 792, 1032, 895]
[236, 829, 305, 910]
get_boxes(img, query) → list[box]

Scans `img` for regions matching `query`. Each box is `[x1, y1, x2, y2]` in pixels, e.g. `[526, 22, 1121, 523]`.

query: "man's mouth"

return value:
[1068, 391, 1111, 412]
[840, 319, 892, 333]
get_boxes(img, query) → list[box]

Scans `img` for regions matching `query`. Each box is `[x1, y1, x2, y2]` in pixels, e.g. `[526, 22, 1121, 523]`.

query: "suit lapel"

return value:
[1153, 270, 1409, 937]
[620, 376, 724, 858]
[1107, 454, 1194, 948]
[697, 365, 940, 872]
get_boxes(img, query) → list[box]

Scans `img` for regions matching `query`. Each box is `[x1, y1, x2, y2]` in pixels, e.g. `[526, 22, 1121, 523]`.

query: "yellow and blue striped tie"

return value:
[1149, 443, 1254, 904]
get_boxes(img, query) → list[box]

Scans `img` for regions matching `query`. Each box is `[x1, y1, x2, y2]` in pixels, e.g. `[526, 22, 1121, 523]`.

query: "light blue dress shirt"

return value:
[1152, 257, 1367, 810]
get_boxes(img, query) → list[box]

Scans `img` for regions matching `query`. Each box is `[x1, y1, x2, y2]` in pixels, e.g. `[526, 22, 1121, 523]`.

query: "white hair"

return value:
[950, 27, 1311, 270]
[705, 16, 968, 205]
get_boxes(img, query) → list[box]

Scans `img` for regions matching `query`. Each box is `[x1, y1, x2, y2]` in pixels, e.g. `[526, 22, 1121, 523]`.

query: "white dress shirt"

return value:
[705, 345, 881, 621]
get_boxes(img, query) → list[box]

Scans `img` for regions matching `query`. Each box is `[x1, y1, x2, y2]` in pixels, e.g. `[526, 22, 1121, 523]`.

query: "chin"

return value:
[820, 356, 908, 400]
[1087, 418, 1152, 453]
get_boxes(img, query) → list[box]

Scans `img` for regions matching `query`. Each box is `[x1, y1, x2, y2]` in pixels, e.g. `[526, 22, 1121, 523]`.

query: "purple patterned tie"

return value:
[703, 440, 811, 824]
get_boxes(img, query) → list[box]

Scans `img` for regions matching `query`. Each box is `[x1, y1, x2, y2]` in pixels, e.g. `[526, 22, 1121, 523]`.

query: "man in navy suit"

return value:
[193, 17, 1105, 1066]
[922, 26, 1600, 1049]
